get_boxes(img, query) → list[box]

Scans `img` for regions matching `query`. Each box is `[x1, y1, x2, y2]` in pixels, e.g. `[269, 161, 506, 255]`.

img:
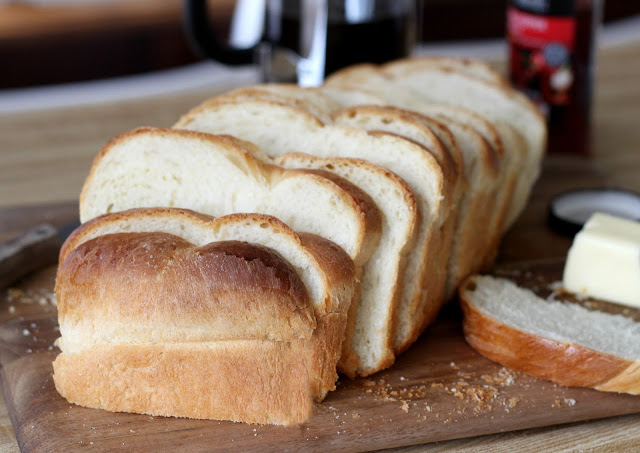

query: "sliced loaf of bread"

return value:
[329, 105, 465, 351]
[55, 208, 357, 424]
[79, 128, 384, 375]
[331, 104, 500, 304]
[175, 95, 445, 376]
[379, 63, 545, 222]
[325, 63, 540, 232]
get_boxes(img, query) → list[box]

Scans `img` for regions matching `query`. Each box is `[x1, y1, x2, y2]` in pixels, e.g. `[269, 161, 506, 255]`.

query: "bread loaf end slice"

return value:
[460, 275, 640, 395]
[54, 208, 358, 424]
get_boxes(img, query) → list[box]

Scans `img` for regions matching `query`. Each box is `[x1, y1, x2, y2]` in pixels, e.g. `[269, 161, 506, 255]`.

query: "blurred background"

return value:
[2, 0, 639, 89]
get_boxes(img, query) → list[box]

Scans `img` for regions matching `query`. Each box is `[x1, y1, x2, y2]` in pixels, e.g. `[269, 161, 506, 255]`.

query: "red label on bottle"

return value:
[508, 6, 577, 107]
[508, 8, 576, 50]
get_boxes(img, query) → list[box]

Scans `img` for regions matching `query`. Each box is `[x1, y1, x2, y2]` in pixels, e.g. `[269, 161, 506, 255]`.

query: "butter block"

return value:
[563, 212, 640, 307]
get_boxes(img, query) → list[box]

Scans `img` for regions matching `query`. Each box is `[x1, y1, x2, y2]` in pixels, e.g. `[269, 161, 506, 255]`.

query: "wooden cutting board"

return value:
[2, 258, 640, 452]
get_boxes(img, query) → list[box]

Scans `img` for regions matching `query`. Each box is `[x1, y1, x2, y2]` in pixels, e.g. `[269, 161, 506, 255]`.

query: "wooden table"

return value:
[1, 42, 639, 452]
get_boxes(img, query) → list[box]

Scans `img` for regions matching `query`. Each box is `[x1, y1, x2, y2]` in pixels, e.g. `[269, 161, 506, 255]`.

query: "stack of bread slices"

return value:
[53, 57, 546, 425]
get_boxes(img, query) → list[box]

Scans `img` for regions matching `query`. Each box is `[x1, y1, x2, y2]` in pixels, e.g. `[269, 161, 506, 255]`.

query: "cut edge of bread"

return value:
[79, 127, 382, 270]
[459, 275, 640, 395]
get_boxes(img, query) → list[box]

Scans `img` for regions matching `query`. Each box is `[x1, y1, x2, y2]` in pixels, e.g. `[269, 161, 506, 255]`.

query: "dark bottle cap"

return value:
[548, 188, 640, 237]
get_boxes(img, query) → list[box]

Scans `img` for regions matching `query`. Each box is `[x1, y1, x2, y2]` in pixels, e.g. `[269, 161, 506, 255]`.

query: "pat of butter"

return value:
[563, 212, 640, 307]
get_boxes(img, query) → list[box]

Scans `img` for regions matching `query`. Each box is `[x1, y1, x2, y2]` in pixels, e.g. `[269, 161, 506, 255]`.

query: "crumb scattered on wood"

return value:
[6, 287, 57, 307]
[349, 365, 526, 423]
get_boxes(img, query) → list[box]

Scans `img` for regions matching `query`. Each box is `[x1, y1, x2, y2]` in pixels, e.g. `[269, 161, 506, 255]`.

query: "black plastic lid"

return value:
[548, 188, 640, 237]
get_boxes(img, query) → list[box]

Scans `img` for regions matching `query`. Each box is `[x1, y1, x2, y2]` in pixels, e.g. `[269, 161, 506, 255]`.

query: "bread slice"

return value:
[329, 105, 465, 351]
[326, 62, 540, 233]
[276, 153, 417, 374]
[402, 105, 508, 275]
[54, 208, 358, 424]
[214, 84, 339, 124]
[382, 56, 508, 86]
[379, 63, 545, 220]
[326, 89, 505, 301]
[460, 275, 640, 395]
[175, 95, 445, 377]
[80, 127, 381, 271]
[320, 85, 387, 106]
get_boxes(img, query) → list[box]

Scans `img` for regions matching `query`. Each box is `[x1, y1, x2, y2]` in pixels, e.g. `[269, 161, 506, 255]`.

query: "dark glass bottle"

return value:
[508, 0, 602, 155]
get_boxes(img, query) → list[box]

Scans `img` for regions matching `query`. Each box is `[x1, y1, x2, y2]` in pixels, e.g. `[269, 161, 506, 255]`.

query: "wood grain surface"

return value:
[0, 39, 639, 452]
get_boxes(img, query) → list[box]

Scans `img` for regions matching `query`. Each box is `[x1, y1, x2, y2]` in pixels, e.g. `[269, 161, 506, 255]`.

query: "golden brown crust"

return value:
[302, 312, 348, 399]
[297, 231, 357, 311]
[298, 231, 357, 382]
[56, 233, 316, 347]
[60, 207, 213, 264]
[53, 340, 314, 425]
[62, 207, 357, 316]
[55, 208, 357, 416]
[459, 279, 638, 394]
[596, 362, 640, 394]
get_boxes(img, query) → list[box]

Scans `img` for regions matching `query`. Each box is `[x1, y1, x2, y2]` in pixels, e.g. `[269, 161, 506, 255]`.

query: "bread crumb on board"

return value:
[553, 398, 578, 408]
[5, 287, 57, 307]
[347, 365, 533, 423]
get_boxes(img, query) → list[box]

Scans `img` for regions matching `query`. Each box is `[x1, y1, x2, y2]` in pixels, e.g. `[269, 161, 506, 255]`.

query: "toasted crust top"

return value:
[61, 207, 357, 316]
[56, 232, 316, 353]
